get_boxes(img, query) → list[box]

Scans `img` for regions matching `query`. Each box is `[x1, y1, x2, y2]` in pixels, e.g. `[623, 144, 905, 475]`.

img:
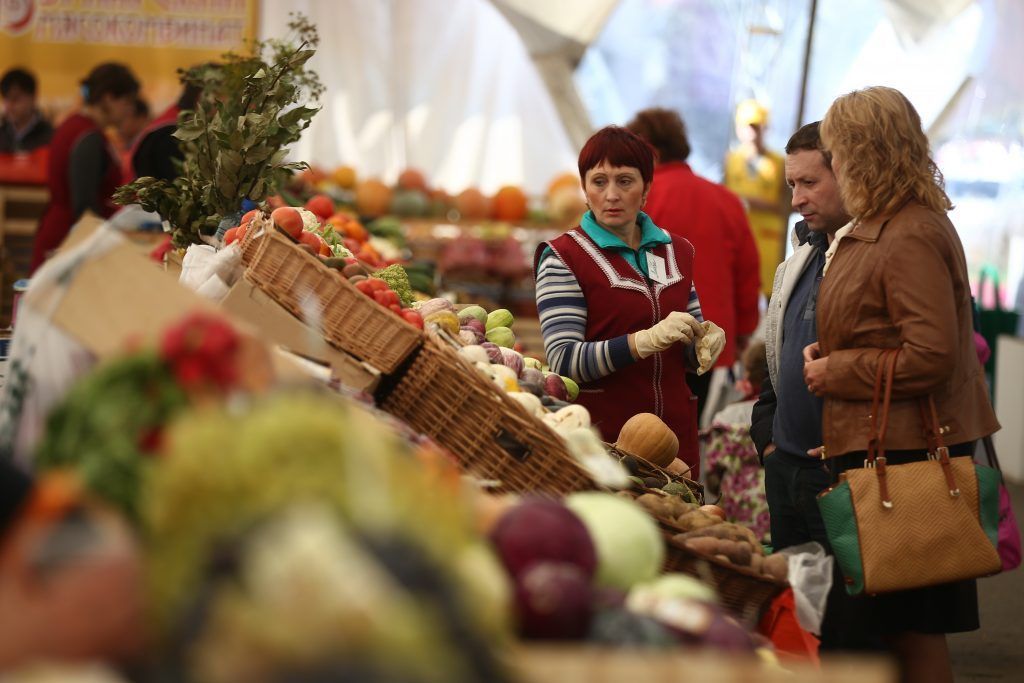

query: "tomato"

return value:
[365, 278, 390, 293]
[355, 280, 374, 296]
[240, 209, 258, 227]
[400, 309, 424, 329]
[388, 303, 402, 313]
[223, 227, 239, 245]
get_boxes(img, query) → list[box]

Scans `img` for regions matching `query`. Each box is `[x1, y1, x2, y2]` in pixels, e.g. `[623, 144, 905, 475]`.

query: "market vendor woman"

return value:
[535, 126, 725, 473]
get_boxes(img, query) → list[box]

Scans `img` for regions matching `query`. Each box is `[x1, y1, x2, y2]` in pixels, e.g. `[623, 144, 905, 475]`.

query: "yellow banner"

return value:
[0, 0, 259, 117]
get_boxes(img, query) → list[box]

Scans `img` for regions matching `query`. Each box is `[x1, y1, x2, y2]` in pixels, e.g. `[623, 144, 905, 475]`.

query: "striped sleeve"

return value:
[535, 253, 635, 383]
[687, 282, 704, 322]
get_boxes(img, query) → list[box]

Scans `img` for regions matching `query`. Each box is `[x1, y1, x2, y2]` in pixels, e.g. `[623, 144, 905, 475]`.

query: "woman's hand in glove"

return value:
[696, 321, 725, 374]
[631, 311, 704, 359]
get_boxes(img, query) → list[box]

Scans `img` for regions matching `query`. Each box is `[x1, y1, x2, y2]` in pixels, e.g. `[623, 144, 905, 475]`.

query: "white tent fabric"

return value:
[260, 0, 577, 195]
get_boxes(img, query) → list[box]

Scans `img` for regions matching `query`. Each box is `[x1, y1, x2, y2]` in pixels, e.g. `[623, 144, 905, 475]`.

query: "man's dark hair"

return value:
[626, 108, 691, 163]
[80, 63, 140, 105]
[1, 68, 37, 97]
[785, 121, 831, 168]
[133, 97, 150, 119]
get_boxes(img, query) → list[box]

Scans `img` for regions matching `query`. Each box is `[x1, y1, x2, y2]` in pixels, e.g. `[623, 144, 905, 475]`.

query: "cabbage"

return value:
[458, 305, 488, 325]
[486, 308, 514, 331]
[566, 492, 664, 590]
[486, 326, 515, 348]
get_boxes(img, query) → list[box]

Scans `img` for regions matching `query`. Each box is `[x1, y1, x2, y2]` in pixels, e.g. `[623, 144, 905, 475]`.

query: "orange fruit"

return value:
[355, 179, 392, 217]
[492, 185, 528, 221]
[332, 165, 357, 189]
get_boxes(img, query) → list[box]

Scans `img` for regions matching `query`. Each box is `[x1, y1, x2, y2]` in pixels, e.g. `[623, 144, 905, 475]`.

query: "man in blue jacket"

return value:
[750, 122, 879, 651]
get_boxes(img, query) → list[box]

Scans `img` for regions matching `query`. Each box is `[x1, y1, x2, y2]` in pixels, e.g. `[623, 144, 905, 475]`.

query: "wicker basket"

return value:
[238, 213, 271, 265]
[379, 334, 595, 495]
[662, 535, 786, 627]
[245, 229, 422, 373]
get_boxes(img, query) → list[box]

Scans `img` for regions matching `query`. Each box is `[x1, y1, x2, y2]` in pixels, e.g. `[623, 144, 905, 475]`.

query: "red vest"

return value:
[32, 113, 121, 273]
[542, 227, 700, 469]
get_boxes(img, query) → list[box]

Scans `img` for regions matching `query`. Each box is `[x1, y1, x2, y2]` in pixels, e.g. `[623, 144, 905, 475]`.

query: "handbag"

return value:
[979, 435, 1022, 571]
[817, 349, 1003, 595]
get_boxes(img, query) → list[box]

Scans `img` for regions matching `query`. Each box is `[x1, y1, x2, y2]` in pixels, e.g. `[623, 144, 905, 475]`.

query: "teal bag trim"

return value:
[817, 480, 865, 595]
[976, 464, 1001, 550]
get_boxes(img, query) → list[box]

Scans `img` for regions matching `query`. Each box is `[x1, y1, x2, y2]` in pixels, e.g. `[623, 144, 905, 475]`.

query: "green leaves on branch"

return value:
[114, 13, 323, 247]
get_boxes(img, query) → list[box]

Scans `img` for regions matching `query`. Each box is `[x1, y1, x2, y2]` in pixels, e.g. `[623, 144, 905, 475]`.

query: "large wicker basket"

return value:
[662, 536, 787, 627]
[378, 334, 595, 495]
[244, 229, 422, 373]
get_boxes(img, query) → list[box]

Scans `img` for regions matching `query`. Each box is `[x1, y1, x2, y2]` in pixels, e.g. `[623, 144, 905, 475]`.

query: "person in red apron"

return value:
[534, 126, 726, 474]
[31, 63, 140, 273]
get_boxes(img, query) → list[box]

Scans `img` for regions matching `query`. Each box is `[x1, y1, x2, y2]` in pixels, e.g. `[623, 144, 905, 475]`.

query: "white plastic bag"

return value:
[179, 243, 242, 301]
[778, 541, 833, 635]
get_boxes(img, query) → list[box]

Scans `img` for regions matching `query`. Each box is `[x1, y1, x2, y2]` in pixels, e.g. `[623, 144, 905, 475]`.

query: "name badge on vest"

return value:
[646, 252, 669, 284]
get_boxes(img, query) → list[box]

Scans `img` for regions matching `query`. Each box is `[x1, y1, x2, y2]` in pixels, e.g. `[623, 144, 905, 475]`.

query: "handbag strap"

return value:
[867, 349, 899, 463]
[867, 350, 961, 507]
[982, 434, 1002, 473]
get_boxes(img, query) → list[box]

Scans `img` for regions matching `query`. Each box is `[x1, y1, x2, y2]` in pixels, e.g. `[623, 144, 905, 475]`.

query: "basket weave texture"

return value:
[661, 535, 787, 627]
[244, 229, 421, 372]
[380, 335, 595, 495]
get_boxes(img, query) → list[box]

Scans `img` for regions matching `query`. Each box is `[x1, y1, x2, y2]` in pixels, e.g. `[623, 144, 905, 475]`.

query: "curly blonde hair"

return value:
[820, 86, 952, 221]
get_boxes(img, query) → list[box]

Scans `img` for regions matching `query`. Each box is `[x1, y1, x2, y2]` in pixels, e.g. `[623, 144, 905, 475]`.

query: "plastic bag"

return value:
[778, 542, 833, 635]
[179, 243, 242, 302]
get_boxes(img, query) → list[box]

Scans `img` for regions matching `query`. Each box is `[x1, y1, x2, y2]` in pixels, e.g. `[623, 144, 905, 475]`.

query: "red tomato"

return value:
[400, 309, 424, 329]
[355, 280, 374, 296]
[223, 227, 239, 245]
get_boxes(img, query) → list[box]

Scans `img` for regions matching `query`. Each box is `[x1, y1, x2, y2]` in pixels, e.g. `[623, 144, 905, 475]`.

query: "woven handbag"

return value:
[817, 349, 1003, 595]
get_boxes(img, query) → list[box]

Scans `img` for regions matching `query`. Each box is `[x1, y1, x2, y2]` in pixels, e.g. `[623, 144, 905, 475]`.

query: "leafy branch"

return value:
[114, 13, 323, 248]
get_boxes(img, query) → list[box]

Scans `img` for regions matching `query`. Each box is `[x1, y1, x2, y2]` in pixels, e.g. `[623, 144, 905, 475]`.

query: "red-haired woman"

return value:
[534, 126, 726, 473]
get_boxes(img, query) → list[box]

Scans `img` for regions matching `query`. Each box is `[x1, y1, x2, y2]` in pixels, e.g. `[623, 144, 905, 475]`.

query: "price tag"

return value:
[646, 252, 668, 284]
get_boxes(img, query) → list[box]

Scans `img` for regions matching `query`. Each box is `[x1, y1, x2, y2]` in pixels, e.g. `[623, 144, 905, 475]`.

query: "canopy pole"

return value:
[795, 0, 819, 129]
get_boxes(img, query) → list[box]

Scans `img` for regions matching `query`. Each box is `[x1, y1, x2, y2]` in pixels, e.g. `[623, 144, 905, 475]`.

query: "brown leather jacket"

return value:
[816, 201, 999, 457]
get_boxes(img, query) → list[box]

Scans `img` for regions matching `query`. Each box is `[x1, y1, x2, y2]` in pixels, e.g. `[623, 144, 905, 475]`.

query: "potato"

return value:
[714, 554, 731, 564]
[636, 493, 674, 519]
[763, 553, 789, 582]
[683, 537, 720, 556]
[718, 539, 752, 566]
[750, 553, 765, 574]
[675, 510, 720, 531]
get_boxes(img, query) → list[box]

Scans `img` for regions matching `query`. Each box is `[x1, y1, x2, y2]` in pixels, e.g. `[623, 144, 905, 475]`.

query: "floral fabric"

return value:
[703, 420, 770, 542]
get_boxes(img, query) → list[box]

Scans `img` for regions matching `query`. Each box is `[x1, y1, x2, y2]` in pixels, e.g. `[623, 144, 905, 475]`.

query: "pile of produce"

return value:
[144, 393, 515, 682]
[282, 162, 587, 229]
[633, 494, 788, 582]
[33, 313, 270, 519]
[482, 495, 761, 652]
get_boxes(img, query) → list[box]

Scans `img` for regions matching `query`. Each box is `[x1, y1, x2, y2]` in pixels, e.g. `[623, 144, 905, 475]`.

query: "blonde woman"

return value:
[803, 86, 998, 682]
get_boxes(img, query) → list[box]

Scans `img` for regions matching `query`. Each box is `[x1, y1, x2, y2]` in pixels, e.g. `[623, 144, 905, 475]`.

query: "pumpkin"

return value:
[397, 168, 428, 192]
[615, 413, 678, 467]
[355, 179, 392, 217]
[547, 171, 581, 198]
[492, 185, 528, 221]
[455, 188, 490, 221]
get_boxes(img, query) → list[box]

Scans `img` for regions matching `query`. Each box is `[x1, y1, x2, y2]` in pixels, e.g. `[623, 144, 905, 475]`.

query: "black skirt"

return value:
[826, 442, 979, 635]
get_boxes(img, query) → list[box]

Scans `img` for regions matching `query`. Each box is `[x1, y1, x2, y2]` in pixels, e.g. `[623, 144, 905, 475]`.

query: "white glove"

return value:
[633, 311, 704, 359]
[696, 320, 726, 375]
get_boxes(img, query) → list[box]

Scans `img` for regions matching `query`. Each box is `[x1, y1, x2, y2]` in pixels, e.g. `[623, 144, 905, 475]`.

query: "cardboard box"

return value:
[220, 277, 382, 393]
[32, 232, 218, 358]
